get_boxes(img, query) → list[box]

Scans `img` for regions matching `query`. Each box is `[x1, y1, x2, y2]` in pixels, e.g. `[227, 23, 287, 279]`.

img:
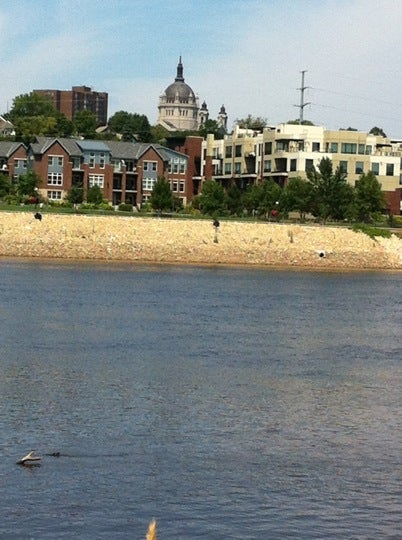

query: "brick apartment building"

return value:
[0, 137, 192, 208]
[34, 86, 108, 126]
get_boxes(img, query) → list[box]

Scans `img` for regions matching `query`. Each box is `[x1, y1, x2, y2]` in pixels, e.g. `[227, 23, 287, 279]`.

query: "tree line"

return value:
[193, 157, 386, 223]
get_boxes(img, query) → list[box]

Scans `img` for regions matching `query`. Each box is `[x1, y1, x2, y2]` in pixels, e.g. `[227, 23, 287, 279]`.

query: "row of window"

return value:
[261, 159, 395, 176]
[141, 178, 185, 192]
[219, 140, 375, 159]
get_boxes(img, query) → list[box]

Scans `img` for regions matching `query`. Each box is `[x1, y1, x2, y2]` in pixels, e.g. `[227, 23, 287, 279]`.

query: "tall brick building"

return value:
[34, 86, 108, 126]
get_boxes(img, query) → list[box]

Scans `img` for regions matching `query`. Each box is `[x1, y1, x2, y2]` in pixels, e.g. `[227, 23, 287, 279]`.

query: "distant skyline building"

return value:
[157, 57, 204, 131]
[34, 86, 108, 126]
[157, 57, 228, 133]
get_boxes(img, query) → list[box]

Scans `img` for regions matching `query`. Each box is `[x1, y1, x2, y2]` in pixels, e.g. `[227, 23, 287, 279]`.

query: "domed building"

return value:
[157, 57, 208, 131]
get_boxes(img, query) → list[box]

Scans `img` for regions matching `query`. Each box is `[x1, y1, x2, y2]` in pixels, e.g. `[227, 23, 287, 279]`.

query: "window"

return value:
[358, 144, 365, 155]
[225, 146, 232, 158]
[99, 153, 105, 169]
[48, 156, 63, 167]
[386, 163, 394, 176]
[179, 161, 185, 173]
[341, 143, 357, 154]
[234, 162, 241, 174]
[264, 160, 271, 172]
[276, 141, 289, 152]
[355, 162, 364, 174]
[331, 142, 338, 153]
[47, 172, 63, 185]
[14, 159, 27, 168]
[180, 182, 185, 192]
[235, 145, 242, 157]
[371, 162, 379, 175]
[89, 153, 95, 168]
[264, 142, 272, 154]
[290, 159, 297, 172]
[143, 161, 157, 172]
[172, 181, 178, 192]
[142, 178, 156, 191]
[88, 174, 104, 188]
[305, 159, 314, 172]
[47, 190, 62, 200]
[365, 145, 372, 155]
[312, 142, 320, 152]
[224, 163, 232, 175]
[339, 161, 348, 173]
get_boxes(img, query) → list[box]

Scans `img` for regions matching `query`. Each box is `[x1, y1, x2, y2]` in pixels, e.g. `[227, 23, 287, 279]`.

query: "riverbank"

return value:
[1, 212, 402, 269]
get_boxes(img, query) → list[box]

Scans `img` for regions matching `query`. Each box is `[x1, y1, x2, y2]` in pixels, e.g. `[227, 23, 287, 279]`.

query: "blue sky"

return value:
[1, 0, 402, 136]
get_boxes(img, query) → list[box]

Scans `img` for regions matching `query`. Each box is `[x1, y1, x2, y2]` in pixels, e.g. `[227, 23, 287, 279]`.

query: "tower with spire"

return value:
[157, 57, 204, 132]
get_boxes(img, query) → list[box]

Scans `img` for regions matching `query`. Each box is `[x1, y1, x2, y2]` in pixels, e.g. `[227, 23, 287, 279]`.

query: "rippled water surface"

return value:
[0, 260, 401, 539]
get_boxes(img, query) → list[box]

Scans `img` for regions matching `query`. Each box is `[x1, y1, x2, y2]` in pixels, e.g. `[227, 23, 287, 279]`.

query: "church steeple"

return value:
[175, 56, 184, 82]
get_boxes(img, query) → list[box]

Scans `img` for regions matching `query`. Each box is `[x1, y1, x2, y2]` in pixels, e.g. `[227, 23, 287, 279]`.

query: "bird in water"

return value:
[16, 451, 42, 466]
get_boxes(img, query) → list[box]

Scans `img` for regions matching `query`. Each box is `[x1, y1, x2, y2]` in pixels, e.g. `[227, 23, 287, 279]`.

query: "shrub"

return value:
[352, 223, 392, 239]
[118, 203, 133, 212]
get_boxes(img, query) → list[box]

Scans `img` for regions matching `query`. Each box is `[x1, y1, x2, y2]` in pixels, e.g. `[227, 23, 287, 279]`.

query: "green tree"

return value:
[6, 92, 73, 143]
[235, 115, 267, 130]
[86, 184, 103, 205]
[7, 92, 56, 120]
[150, 124, 170, 144]
[282, 177, 315, 220]
[149, 177, 174, 213]
[225, 184, 243, 215]
[0, 173, 12, 198]
[307, 157, 354, 222]
[67, 184, 84, 205]
[287, 119, 315, 126]
[198, 119, 225, 139]
[108, 111, 152, 142]
[369, 126, 387, 137]
[74, 110, 97, 138]
[199, 180, 225, 216]
[243, 184, 262, 215]
[16, 171, 41, 198]
[353, 171, 386, 223]
[258, 180, 282, 218]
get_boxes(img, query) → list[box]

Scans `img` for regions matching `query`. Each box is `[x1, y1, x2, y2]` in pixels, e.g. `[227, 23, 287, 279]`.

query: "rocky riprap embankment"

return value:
[1, 212, 401, 270]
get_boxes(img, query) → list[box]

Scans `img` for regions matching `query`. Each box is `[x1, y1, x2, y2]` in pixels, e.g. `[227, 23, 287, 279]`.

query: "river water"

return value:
[0, 260, 401, 539]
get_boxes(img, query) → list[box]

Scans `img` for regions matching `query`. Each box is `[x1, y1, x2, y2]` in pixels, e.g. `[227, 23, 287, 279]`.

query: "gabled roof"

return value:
[30, 137, 82, 157]
[153, 143, 188, 162]
[0, 141, 26, 158]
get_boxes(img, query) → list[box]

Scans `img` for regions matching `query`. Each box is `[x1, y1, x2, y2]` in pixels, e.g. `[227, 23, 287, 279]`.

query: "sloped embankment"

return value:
[0, 212, 401, 270]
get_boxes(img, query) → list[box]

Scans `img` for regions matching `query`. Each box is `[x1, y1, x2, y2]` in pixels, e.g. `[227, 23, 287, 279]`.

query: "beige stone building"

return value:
[157, 57, 207, 132]
[202, 123, 402, 213]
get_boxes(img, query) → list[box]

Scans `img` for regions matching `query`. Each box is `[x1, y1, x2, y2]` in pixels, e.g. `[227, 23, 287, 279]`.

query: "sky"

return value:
[1, 0, 402, 136]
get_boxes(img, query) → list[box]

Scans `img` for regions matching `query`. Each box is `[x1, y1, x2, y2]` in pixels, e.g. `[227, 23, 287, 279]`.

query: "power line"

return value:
[311, 101, 402, 123]
[310, 87, 402, 110]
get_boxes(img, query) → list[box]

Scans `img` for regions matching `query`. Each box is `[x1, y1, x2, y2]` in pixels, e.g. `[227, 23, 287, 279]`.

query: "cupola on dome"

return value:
[163, 57, 196, 103]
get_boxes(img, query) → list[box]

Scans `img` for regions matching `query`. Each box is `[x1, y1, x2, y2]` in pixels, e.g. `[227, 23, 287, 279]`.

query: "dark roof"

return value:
[26, 137, 188, 163]
[30, 137, 82, 156]
[0, 141, 26, 157]
[104, 140, 141, 160]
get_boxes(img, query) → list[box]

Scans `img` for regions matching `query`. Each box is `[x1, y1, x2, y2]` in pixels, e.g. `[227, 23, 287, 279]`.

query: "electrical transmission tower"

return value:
[294, 70, 310, 124]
